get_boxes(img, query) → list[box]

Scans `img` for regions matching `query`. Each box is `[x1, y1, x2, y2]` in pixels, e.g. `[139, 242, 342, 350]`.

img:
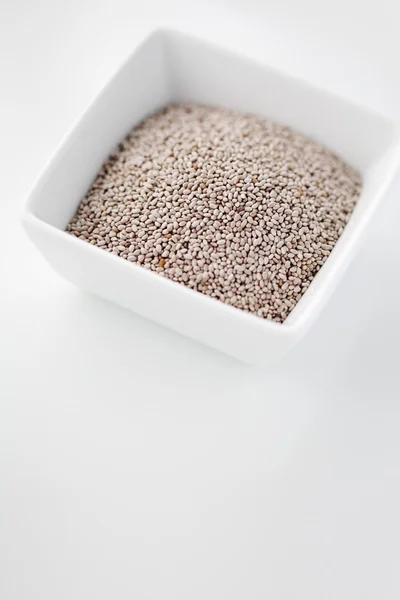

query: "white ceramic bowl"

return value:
[22, 29, 400, 367]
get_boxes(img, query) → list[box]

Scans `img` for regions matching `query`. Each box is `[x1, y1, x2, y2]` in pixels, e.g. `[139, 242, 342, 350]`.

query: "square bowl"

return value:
[21, 28, 400, 367]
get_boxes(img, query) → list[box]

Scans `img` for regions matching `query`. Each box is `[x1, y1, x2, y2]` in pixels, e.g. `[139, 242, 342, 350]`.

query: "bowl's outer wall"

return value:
[23, 217, 296, 366]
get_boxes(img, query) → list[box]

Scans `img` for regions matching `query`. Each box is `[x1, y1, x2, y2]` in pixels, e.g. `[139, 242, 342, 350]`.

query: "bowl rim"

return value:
[20, 27, 400, 336]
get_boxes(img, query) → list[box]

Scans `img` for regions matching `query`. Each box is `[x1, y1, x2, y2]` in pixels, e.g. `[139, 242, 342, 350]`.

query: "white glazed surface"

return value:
[22, 30, 400, 365]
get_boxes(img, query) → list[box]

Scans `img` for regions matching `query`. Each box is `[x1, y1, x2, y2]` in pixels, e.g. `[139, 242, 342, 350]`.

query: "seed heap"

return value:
[67, 103, 361, 323]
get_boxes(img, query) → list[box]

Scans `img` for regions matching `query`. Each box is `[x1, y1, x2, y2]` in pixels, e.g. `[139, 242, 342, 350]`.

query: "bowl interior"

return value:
[166, 31, 397, 175]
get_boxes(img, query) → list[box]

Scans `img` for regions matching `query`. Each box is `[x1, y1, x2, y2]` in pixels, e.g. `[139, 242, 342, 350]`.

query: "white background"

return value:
[1, 1, 400, 598]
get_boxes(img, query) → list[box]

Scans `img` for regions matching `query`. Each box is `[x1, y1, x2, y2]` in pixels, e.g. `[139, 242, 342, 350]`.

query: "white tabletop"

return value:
[1, 1, 400, 598]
